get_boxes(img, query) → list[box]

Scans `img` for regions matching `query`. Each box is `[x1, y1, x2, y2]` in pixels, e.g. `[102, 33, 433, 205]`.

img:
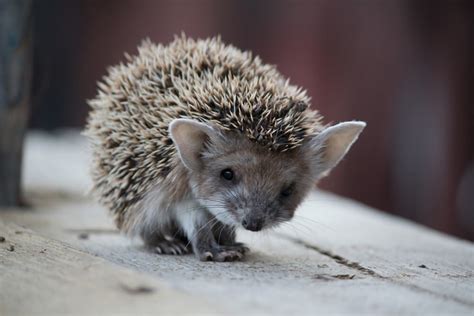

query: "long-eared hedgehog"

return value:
[85, 35, 365, 262]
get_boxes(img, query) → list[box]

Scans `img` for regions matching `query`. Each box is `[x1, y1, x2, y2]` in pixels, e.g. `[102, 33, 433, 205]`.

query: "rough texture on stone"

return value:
[2, 132, 473, 315]
[84, 35, 322, 227]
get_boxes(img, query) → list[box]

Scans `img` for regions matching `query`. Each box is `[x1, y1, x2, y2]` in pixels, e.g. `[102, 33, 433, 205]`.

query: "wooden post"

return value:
[0, 0, 32, 206]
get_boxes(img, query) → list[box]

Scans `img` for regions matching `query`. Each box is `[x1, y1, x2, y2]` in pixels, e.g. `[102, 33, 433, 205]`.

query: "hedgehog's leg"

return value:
[213, 222, 249, 255]
[175, 204, 244, 262]
[142, 224, 190, 256]
[149, 238, 189, 255]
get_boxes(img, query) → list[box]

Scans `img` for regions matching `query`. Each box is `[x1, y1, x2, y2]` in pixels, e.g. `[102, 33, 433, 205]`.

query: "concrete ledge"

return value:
[0, 131, 473, 315]
[0, 221, 218, 315]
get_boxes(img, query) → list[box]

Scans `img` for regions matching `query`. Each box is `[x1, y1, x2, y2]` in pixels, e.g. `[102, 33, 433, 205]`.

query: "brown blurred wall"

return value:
[30, 0, 474, 240]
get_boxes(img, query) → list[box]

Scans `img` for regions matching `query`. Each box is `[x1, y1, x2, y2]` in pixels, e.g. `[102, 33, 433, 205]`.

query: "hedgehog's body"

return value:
[85, 36, 365, 261]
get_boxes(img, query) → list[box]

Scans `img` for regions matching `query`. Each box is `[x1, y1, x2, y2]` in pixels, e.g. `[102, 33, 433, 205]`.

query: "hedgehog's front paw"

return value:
[214, 249, 244, 262]
[197, 246, 245, 262]
[220, 242, 249, 255]
[152, 239, 189, 255]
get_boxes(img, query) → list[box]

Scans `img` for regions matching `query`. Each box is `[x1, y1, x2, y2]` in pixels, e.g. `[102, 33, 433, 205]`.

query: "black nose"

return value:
[242, 219, 263, 232]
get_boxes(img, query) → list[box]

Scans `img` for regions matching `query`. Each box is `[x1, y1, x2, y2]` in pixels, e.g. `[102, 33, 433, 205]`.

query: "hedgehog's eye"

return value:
[221, 168, 234, 181]
[280, 184, 293, 198]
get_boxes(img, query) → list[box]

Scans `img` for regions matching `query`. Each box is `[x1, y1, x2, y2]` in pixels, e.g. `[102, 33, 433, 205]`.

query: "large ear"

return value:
[169, 118, 217, 171]
[309, 121, 366, 177]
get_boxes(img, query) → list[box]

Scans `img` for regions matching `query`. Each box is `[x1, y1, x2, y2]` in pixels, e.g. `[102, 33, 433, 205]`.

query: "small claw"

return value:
[151, 239, 188, 256]
[199, 251, 214, 262]
[176, 243, 189, 254]
[171, 244, 181, 255]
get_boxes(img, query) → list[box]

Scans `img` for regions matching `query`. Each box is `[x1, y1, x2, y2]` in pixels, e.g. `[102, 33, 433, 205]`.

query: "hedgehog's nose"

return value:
[242, 218, 263, 232]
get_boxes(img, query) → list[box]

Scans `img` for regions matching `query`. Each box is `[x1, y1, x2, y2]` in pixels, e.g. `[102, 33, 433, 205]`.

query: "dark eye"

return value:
[280, 185, 293, 197]
[221, 168, 234, 181]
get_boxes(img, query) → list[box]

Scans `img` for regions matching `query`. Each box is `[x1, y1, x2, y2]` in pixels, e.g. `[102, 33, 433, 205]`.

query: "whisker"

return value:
[293, 215, 333, 231]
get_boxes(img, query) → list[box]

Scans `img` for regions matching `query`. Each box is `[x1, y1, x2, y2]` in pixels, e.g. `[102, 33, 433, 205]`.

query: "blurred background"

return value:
[2, 0, 473, 240]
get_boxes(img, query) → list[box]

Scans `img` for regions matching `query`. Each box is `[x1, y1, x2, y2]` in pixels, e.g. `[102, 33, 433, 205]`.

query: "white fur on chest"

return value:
[131, 184, 210, 242]
[174, 200, 210, 239]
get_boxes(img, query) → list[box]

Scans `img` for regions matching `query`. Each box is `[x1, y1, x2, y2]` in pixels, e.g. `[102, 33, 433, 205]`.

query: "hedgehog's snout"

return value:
[237, 204, 272, 232]
[241, 217, 264, 232]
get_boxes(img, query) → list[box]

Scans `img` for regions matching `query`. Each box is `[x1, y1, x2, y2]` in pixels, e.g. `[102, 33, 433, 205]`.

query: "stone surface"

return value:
[0, 221, 219, 316]
[0, 131, 473, 315]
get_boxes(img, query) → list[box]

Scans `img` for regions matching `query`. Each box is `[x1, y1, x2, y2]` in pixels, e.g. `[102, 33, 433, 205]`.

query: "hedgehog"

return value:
[85, 35, 365, 262]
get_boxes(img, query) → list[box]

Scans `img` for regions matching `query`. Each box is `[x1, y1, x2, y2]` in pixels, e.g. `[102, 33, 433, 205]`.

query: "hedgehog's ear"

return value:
[308, 121, 366, 178]
[169, 118, 217, 171]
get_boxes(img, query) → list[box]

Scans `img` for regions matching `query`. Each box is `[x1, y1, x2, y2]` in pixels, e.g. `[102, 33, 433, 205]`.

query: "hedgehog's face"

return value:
[192, 142, 315, 231]
[170, 118, 365, 231]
